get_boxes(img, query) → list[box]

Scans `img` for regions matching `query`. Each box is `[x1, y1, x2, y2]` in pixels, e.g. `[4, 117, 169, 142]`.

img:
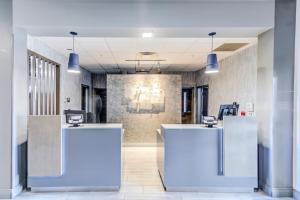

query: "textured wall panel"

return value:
[196, 45, 257, 117]
[163, 71, 195, 88]
[28, 116, 62, 177]
[107, 75, 181, 144]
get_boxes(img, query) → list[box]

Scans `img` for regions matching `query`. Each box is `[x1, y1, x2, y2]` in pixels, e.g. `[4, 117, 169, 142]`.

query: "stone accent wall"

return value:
[196, 45, 257, 117]
[162, 71, 196, 88]
[107, 74, 181, 144]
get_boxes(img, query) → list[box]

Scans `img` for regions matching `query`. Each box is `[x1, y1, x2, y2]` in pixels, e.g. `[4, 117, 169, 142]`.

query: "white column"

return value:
[12, 27, 28, 197]
[0, 0, 13, 198]
[293, 1, 300, 199]
[257, 0, 296, 197]
[0, 1, 28, 198]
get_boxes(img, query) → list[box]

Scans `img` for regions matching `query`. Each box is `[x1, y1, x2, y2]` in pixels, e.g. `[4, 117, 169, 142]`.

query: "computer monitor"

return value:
[64, 110, 87, 124]
[217, 103, 239, 120]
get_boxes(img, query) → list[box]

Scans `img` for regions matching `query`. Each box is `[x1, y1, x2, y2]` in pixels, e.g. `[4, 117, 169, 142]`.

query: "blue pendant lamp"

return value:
[205, 32, 219, 74]
[68, 32, 80, 73]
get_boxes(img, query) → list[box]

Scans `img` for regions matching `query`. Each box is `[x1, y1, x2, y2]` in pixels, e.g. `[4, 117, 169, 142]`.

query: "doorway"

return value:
[94, 88, 107, 123]
[81, 84, 90, 113]
[182, 87, 194, 124]
[196, 85, 209, 124]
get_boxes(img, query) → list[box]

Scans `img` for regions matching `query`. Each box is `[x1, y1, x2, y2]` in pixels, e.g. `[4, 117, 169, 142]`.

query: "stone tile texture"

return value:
[107, 75, 182, 144]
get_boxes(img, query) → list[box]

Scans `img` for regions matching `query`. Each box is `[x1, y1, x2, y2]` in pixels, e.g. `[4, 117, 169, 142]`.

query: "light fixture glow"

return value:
[205, 69, 219, 74]
[68, 31, 80, 74]
[205, 32, 219, 74]
[142, 32, 153, 38]
[67, 69, 81, 74]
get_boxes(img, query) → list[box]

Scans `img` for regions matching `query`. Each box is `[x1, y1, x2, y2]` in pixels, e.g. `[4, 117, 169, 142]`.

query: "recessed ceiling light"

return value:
[142, 32, 153, 38]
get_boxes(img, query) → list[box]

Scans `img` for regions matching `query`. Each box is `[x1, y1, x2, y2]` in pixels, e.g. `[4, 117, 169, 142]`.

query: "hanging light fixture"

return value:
[205, 32, 219, 74]
[68, 31, 80, 73]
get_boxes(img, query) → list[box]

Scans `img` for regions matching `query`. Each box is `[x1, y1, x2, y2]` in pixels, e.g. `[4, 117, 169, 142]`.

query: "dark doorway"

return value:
[81, 85, 90, 113]
[182, 87, 194, 124]
[94, 88, 107, 123]
[196, 85, 209, 124]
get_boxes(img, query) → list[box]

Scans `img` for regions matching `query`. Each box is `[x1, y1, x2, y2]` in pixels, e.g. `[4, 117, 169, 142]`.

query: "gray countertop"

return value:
[62, 123, 122, 130]
[161, 124, 223, 129]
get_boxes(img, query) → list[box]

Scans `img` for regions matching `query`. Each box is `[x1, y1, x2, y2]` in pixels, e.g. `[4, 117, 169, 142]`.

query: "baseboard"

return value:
[0, 188, 12, 199]
[12, 184, 23, 198]
[0, 184, 23, 199]
[30, 186, 119, 192]
[122, 143, 156, 147]
[294, 189, 300, 200]
[165, 186, 254, 193]
[263, 184, 293, 197]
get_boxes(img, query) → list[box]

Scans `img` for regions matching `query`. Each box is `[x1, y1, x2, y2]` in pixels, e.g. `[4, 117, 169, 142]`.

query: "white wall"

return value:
[12, 27, 28, 196]
[0, 0, 13, 198]
[257, 29, 274, 190]
[27, 36, 83, 113]
[0, 0, 25, 198]
[81, 68, 92, 112]
[13, 28, 28, 145]
[293, 0, 300, 198]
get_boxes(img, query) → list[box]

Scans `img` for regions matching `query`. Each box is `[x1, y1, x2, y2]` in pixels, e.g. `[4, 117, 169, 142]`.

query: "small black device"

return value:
[202, 116, 217, 128]
[66, 114, 84, 127]
[217, 102, 239, 120]
[64, 110, 86, 127]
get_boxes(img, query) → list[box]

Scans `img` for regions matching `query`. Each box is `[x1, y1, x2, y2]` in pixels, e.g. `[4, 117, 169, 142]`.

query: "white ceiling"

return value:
[35, 37, 257, 73]
[15, 0, 274, 38]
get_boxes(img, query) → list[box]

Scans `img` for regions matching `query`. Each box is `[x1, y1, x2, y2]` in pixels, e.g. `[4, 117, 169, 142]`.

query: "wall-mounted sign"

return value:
[125, 83, 165, 114]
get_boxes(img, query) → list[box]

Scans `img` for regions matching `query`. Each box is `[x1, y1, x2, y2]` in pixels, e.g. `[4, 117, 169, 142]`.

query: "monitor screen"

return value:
[217, 103, 239, 120]
[64, 110, 87, 123]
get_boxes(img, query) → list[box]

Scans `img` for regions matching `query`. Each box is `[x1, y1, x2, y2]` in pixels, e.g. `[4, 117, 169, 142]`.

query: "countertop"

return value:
[62, 123, 123, 130]
[161, 124, 223, 129]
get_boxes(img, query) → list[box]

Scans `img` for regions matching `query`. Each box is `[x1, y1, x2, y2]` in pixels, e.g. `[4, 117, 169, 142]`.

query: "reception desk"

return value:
[157, 116, 257, 192]
[28, 117, 123, 192]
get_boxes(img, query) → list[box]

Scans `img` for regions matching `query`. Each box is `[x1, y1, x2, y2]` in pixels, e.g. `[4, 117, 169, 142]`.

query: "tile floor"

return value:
[15, 147, 293, 200]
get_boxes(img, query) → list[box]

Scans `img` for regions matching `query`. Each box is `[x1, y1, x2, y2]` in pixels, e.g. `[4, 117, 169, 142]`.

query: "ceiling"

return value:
[37, 0, 274, 2]
[35, 36, 257, 73]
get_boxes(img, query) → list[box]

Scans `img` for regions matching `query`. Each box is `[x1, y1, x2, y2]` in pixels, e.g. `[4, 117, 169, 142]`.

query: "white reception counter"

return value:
[28, 116, 123, 192]
[157, 116, 258, 192]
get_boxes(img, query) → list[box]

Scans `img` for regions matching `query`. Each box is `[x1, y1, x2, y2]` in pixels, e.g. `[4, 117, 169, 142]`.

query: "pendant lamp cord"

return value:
[211, 34, 213, 53]
[158, 61, 161, 72]
[72, 35, 75, 52]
